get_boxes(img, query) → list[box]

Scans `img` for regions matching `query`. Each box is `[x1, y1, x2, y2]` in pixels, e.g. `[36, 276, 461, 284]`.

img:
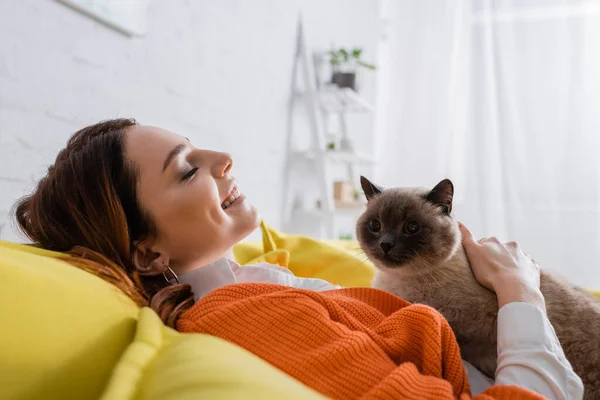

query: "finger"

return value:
[478, 237, 490, 244]
[458, 222, 480, 252]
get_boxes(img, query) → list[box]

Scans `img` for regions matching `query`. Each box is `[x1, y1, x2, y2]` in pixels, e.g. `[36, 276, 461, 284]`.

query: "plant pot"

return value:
[331, 72, 356, 91]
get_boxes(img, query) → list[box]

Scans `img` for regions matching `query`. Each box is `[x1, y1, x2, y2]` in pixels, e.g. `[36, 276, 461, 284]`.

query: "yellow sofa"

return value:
[0, 224, 374, 400]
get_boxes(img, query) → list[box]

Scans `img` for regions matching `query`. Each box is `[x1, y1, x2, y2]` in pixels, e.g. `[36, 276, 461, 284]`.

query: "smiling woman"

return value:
[15, 119, 261, 325]
[125, 125, 260, 276]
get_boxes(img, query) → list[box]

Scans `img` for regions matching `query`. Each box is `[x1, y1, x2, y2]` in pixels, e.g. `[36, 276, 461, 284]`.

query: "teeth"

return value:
[221, 185, 241, 210]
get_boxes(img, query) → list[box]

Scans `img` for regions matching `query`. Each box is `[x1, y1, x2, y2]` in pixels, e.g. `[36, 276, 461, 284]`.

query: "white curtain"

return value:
[375, 0, 600, 288]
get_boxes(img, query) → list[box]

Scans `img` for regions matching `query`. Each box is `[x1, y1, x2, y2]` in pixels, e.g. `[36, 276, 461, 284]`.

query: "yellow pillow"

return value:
[103, 308, 324, 400]
[0, 241, 139, 400]
[234, 222, 375, 287]
[0, 241, 325, 400]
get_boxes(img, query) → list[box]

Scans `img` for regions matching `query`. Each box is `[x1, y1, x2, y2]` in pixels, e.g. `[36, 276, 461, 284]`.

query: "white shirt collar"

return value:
[178, 258, 238, 301]
[177, 256, 337, 301]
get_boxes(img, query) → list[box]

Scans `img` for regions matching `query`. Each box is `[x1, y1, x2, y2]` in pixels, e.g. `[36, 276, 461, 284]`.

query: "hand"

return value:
[458, 222, 545, 311]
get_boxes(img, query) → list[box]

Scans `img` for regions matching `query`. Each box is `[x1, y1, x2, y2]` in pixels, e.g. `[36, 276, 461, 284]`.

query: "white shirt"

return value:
[179, 258, 584, 400]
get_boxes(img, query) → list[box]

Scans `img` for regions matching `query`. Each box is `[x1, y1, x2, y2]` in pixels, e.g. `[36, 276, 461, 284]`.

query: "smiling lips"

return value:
[221, 185, 241, 210]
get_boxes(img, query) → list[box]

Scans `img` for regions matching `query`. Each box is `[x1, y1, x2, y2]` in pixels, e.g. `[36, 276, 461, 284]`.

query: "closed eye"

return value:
[181, 167, 198, 181]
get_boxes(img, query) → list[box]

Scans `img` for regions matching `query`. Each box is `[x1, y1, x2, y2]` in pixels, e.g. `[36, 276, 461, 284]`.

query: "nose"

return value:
[380, 241, 393, 254]
[212, 152, 233, 177]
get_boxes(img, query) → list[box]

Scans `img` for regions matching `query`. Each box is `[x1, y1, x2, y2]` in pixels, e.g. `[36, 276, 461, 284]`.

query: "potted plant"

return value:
[327, 48, 376, 91]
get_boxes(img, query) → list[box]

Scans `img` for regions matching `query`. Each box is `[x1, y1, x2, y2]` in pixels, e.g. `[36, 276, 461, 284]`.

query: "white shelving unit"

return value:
[305, 87, 374, 114]
[292, 149, 374, 164]
[281, 18, 376, 239]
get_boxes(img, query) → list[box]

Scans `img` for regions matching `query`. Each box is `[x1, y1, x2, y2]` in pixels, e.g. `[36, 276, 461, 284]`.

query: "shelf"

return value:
[296, 201, 366, 218]
[283, 19, 375, 239]
[334, 200, 366, 210]
[295, 87, 374, 114]
[293, 149, 374, 164]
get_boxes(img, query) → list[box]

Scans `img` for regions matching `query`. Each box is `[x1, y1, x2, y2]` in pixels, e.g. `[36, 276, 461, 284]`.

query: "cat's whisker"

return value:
[414, 254, 443, 292]
[418, 268, 435, 293]
[331, 251, 374, 272]
[428, 270, 444, 291]
[432, 268, 462, 286]
[412, 253, 434, 274]
[342, 257, 373, 273]
[345, 245, 364, 251]
[409, 253, 432, 292]
[410, 253, 454, 286]
[421, 265, 441, 289]
[334, 251, 370, 266]
[331, 248, 367, 262]
[431, 269, 455, 289]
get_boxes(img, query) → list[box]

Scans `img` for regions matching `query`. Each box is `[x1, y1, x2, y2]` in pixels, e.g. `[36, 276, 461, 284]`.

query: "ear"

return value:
[426, 179, 454, 214]
[132, 242, 170, 277]
[360, 176, 384, 201]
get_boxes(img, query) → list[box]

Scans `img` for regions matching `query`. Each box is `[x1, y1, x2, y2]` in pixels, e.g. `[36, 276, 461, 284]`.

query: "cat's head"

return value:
[356, 176, 461, 269]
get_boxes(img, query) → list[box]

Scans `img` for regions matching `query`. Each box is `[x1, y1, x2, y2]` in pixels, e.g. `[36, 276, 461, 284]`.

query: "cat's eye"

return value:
[404, 221, 420, 234]
[368, 219, 381, 233]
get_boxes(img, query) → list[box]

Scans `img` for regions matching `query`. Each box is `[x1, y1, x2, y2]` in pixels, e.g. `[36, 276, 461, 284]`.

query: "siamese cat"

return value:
[356, 176, 600, 398]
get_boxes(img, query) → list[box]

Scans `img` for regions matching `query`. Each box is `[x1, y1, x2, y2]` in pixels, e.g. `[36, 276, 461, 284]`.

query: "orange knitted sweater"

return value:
[177, 284, 543, 400]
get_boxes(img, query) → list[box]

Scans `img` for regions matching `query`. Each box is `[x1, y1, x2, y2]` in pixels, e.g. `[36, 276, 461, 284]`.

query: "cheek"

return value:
[355, 222, 368, 240]
[182, 180, 219, 214]
[358, 227, 379, 251]
[413, 228, 444, 255]
[157, 180, 220, 235]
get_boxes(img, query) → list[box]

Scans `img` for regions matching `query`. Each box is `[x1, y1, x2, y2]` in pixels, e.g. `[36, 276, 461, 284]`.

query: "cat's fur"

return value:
[356, 176, 600, 398]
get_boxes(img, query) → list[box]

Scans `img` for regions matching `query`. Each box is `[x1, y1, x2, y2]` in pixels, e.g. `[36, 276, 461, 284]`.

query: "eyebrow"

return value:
[162, 143, 186, 172]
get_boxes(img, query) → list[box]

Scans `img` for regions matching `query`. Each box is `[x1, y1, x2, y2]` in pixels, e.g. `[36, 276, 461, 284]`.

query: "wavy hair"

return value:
[15, 119, 194, 327]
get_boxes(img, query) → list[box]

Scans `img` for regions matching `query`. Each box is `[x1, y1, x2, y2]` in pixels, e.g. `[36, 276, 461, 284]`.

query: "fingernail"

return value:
[457, 221, 464, 228]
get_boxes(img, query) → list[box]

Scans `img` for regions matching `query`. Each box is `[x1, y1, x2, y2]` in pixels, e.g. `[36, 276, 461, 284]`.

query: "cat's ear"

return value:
[360, 176, 384, 201]
[426, 179, 454, 214]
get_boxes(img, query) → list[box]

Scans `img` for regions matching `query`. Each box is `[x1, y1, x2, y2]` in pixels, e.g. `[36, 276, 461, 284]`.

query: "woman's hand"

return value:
[458, 222, 545, 312]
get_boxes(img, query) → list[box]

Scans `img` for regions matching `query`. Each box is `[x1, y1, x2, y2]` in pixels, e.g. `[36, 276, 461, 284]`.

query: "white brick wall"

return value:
[0, 0, 379, 241]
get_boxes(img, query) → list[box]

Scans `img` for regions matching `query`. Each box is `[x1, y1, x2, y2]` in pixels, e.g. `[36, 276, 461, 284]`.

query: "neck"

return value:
[178, 257, 236, 302]
[172, 247, 235, 276]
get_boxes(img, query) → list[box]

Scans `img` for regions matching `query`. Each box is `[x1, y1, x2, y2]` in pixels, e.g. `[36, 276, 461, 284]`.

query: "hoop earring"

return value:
[162, 264, 179, 285]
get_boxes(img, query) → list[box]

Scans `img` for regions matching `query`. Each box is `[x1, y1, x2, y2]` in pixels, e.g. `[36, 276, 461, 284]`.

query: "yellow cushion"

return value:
[0, 240, 324, 400]
[103, 308, 323, 400]
[0, 241, 139, 400]
[234, 221, 375, 287]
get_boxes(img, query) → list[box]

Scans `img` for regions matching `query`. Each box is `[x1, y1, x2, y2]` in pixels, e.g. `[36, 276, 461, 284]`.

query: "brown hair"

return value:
[15, 118, 194, 327]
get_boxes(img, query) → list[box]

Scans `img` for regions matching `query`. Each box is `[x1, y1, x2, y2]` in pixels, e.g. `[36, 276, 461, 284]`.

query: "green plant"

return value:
[327, 48, 376, 72]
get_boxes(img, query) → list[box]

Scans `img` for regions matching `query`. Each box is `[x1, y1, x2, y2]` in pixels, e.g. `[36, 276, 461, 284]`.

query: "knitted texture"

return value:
[178, 284, 543, 400]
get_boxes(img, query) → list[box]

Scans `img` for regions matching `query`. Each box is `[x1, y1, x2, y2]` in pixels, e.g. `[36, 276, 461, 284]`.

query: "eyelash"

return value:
[181, 167, 198, 181]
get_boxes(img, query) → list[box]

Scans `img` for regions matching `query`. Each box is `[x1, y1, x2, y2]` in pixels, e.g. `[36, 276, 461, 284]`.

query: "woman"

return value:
[15, 119, 582, 399]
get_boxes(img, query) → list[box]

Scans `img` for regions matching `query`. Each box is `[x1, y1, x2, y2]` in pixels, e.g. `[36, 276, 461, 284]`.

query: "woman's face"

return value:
[125, 125, 260, 274]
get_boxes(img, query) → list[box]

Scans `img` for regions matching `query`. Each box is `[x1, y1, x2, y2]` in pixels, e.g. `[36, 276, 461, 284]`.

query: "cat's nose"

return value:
[380, 241, 393, 253]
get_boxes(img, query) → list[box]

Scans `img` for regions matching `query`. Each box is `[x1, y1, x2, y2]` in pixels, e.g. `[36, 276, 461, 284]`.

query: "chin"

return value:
[377, 258, 410, 269]
[238, 203, 261, 238]
[245, 202, 261, 227]
[366, 251, 412, 270]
